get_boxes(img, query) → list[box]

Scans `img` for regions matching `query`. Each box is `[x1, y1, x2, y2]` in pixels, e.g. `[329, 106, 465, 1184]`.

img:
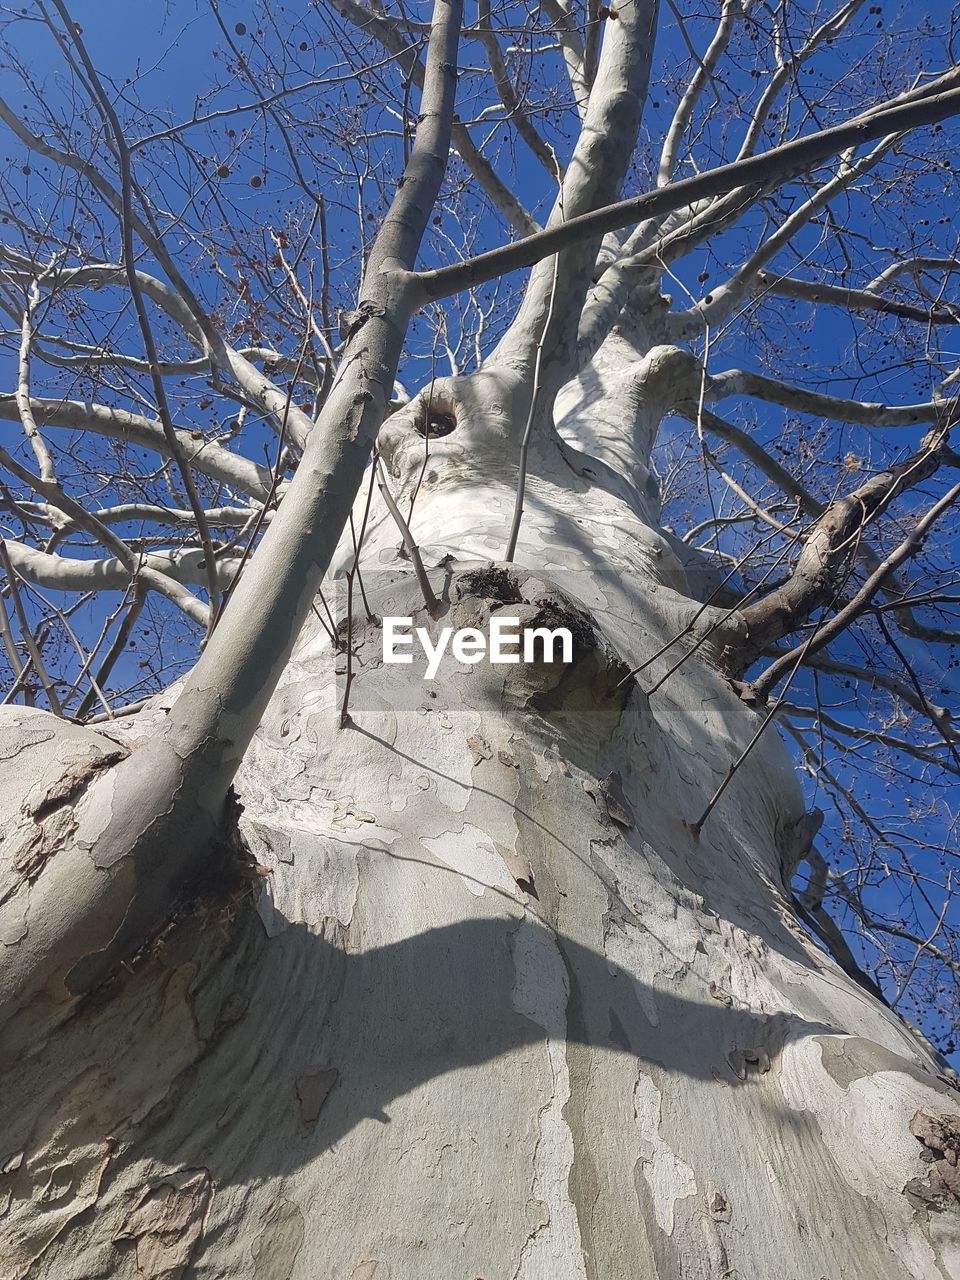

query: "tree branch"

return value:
[417, 75, 960, 301]
[0, 395, 274, 498]
[706, 368, 956, 428]
[328, 0, 538, 235]
[476, 0, 560, 180]
[754, 270, 959, 325]
[731, 429, 952, 674]
[0, 0, 468, 1032]
[0, 540, 61, 714]
[1, 540, 240, 597]
[657, 0, 739, 189]
[0, 442, 209, 626]
[750, 479, 960, 698]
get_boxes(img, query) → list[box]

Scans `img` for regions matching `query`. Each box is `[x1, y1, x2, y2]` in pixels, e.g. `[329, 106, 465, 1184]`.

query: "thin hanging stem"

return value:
[505, 158, 563, 563]
[0, 539, 61, 715]
[375, 455, 439, 615]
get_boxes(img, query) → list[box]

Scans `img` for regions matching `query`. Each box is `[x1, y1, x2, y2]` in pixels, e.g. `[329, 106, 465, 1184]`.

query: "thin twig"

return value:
[0, 538, 61, 714]
[750, 480, 960, 699]
[18, 577, 112, 718]
[339, 572, 355, 728]
[375, 455, 439, 615]
[505, 156, 562, 562]
[16, 278, 56, 483]
[0, 580, 29, 701]
[51, 0, 221, 628]
[209, 330, 312, 630]
[76, 585, 145, 721]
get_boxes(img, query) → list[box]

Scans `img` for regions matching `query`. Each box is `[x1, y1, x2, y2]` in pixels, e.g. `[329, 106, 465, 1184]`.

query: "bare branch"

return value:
[657, 0, 739, 189]
[0, 444, 209, 625]
[867, 256, 960, 291]
[750, 480, 960, 699]
[1, 540, 240, 597]
[14, 279, 57, 483]
[735, 2, 866, 163]
[417, 76, 960, 301]
[328, 0, 539, 235]
[0, 140, 319, 450]
[75, 586, 144, 721]
[753, 270, 959, 325]
[686, 133, 900, 330]
[477, 0, 560, 181]
[50, 0, 222, 624]
[0, 395, 274, 498]
[541, 0, 590, 114]
[731, 429, 953, 674]
[777, 650, 957, 741]
[374, 458, 438, 615]
[0, 539, 62, 714]
[705, 369, 955, 428]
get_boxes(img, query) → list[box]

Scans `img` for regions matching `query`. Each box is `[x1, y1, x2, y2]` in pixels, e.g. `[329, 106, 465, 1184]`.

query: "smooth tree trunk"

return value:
[3, 296, 960, 1280]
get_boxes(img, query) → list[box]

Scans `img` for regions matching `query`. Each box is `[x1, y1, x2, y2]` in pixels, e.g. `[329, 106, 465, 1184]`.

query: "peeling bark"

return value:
[3, 298, 959, 1279]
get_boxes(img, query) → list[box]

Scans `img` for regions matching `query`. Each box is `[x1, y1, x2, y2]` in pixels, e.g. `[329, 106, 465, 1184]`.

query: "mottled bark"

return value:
[2, 303, 959, 1280]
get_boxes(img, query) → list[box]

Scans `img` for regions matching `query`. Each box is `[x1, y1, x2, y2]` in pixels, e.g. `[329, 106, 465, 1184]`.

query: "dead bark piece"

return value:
[910, 1110, 960, 1164]
[905, 1111, 960, 1212]
[24, 745, 127, 823]
[114, 1168, 212, 1280]
[601, 771, 635, 829]
[709, 1189, 731, 1221]
[708, 981, 733, 1007]
[583, 772, 635, 828]
[496, 843, 537, 897]
[728, 1047, 772, 1081]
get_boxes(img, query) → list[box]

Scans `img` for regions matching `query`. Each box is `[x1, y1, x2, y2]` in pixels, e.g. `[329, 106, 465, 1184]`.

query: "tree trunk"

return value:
[2, 319, 959, 1280]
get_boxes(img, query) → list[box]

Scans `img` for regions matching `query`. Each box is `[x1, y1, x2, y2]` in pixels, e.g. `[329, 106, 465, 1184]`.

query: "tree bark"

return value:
[2, 302, 959, 1280]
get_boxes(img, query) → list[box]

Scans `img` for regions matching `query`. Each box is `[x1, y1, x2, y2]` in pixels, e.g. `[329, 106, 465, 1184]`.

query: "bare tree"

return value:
[2, 1, 960, 1274]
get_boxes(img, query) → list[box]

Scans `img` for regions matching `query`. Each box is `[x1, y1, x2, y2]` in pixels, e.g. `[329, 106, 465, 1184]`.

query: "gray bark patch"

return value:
[817, 1036, 947, 1093]
[295, 1067, 339, 1126]
[251, 1197, 306, 1278]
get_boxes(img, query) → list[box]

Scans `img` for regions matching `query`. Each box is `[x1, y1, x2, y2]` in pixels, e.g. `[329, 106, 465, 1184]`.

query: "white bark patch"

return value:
[592, 842, 706, 1027]
[532, 748, 557, 783]
[633, 1073, 697, 1235]
[720, 920, 794, 1017]
[510, 917, 587, 1279]
[421, 825, 517, 898]
[349, 1262, 382, 1280]
[602, 920, 660, 1027]
[1, 886, 28, 946]
[75, 766, 119, 854]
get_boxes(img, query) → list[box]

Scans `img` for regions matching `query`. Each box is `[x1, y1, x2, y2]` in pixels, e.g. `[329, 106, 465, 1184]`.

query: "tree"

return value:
[2, 0, 960, 1273]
